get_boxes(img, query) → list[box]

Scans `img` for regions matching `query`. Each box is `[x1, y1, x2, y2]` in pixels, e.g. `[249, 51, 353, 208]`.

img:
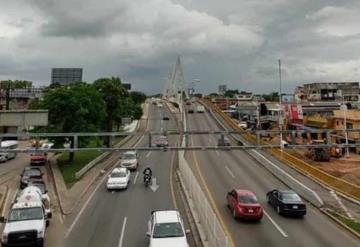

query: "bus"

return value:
[0, 140, 19, 162]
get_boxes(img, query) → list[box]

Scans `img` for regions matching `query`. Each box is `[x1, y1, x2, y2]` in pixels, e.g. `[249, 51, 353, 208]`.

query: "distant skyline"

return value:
[1, 0, 360, 94]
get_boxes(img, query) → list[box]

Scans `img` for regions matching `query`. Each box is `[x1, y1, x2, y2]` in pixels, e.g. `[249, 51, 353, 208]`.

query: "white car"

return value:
[147, 210, 189, 247]
[106, 168, 131, 190]
[118, 151, 139, 170]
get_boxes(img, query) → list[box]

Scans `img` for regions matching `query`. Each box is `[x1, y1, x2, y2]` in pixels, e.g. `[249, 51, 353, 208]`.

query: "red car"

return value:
[30, 152, 47, 166]
[226, 189, 263, 221]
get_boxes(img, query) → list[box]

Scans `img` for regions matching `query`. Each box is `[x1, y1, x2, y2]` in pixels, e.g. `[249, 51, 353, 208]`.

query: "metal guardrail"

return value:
[201, 98, 360, 202]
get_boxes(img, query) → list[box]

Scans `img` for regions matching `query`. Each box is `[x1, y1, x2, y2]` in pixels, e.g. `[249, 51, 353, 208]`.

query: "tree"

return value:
[224, 89, 239, 98]
[30, 82, 106, 161]
[262, 92, 279, 102]
[130, 91, 147, 105]
[93, 77, 128, 146]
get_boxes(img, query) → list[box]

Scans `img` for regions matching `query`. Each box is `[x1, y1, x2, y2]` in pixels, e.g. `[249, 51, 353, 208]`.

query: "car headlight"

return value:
[37, 230, 44, 238]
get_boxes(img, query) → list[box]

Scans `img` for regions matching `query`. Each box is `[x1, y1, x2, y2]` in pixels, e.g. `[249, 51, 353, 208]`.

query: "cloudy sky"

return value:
[1, 0, 360, 94]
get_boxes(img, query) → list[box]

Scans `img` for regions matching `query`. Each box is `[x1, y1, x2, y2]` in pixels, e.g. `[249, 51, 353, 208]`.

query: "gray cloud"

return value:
[0, 0, 359, 94]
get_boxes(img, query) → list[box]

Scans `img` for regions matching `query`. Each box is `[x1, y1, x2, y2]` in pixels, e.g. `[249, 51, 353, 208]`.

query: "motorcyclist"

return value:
[143, 167, 153, 184]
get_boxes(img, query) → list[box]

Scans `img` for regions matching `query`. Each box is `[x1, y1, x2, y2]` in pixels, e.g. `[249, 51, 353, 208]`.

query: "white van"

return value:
[196, 105, 205, 113]
[0, 141, 18, 162]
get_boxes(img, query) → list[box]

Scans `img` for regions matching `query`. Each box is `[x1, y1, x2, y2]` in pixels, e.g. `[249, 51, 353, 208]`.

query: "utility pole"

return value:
[341, 91, 350, 157]
[278, 60, 283, 151]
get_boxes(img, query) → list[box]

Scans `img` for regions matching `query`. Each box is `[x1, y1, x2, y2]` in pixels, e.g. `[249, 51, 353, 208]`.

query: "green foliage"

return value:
[0, 80, 32, 89]
[262, 92, 279, 102]
[224, 89, 239, 98]
[130, 91, 147, 105]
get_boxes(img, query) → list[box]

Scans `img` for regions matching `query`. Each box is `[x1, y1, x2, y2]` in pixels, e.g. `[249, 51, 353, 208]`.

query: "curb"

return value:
[0, 185, 9, 215]
[320, 208, 360, 240]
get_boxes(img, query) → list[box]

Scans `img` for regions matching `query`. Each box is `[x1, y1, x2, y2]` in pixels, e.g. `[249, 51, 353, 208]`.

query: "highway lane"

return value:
[185, 106, 360, 247]
[65, 104, 187, 247]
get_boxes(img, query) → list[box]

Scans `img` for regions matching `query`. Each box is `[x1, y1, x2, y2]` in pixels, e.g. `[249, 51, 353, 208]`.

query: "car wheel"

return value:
[232, 209, 237, 219]
[276, 205, 281, 215]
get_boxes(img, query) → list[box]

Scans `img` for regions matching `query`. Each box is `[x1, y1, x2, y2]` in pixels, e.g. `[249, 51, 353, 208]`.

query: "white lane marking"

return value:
[118, 217, 127, 247]
[1, 188, 12, 216]
[225, 166, 235, 179]
[215, 150, 220, 156]
[251, 150, 323, 206]
[146, 151, 152, 157]
[65, 172, 108, 238]
[263, 210, 288, 238]
[58, 214, 64, 224]
[66, 131, 147, 238]
[133, 171, 139, 185]
[330, 190, 353, 219]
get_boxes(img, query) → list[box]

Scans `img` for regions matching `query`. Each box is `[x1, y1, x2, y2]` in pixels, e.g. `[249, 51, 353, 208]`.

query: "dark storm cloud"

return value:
[0, 0, 360, 94]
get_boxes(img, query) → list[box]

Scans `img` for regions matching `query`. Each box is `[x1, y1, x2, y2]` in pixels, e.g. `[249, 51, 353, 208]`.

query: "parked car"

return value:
[267, 189, 306, 217]
[163, 116, 170, 121]
[118, 151, 139, 170]
[153, 135, 169, 147]
[238, 121, 247, 129]
[217, 136, 231, 147]
[106, 168, 131, 190]
[226, 189, 263, 221]
[30, 152, 47, 166]
[147, 210, 189, 247]
[20, 167, 43, 189]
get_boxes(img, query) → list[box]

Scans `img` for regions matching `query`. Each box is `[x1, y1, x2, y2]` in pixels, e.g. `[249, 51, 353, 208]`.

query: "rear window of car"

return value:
[153, 222, 184, 238]
[281, 192, 302, 202]
[24, 169, 41, 176]
[123, 153, 135, 159]
[111, 171, 127, 177]
[239, 194, 258, 204]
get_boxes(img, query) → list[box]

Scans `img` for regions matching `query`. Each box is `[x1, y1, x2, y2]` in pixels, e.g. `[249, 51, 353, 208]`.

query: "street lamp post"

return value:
[340, 101, 350, 158]
[278, 60, 283, 151]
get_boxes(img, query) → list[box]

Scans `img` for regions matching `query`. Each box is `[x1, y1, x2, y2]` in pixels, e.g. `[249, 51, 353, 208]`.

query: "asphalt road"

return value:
[185, 105, 360, 247]
[65, 104, 193, 247]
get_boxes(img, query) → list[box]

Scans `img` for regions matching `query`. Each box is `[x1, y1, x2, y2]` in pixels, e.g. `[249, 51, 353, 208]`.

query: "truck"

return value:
[1, 186, 52, 247]
[196, 105, 205, 113]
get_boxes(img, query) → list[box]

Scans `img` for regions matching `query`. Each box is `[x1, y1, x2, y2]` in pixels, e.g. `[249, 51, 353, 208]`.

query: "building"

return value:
[331, 110, 360, 153]
[51, 68, 83, 85]
[295, 82, 359, 102]
[218, 85, 227, 95]
[235, 91, 253, 101]
[0, 87, 45, 110]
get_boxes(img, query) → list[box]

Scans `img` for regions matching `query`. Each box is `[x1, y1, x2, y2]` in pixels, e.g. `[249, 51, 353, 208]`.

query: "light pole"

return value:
[278, 60, 283, 151]
[340, 93, 350, 157]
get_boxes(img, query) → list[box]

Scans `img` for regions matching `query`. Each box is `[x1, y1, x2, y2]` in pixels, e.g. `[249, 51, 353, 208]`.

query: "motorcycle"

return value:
[144, 174, 152, 187]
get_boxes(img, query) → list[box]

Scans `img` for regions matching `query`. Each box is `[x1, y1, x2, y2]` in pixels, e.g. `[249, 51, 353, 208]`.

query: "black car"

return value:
[188, 108, 194, 114]
[267, 189, 306, 217]
[163, 116, 170, 121]
[20, 167, 43, 189]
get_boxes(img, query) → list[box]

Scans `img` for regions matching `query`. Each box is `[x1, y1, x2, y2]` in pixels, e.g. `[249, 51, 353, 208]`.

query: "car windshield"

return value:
[239, 194, 258, 204]
[24, 169, 41, 177]
[153, 222, 184, 238]
[111, 171, 127, 178]
[8, 207, 43, 222]
[282, 192, 302, 202]
[123, 154, 135, 159]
